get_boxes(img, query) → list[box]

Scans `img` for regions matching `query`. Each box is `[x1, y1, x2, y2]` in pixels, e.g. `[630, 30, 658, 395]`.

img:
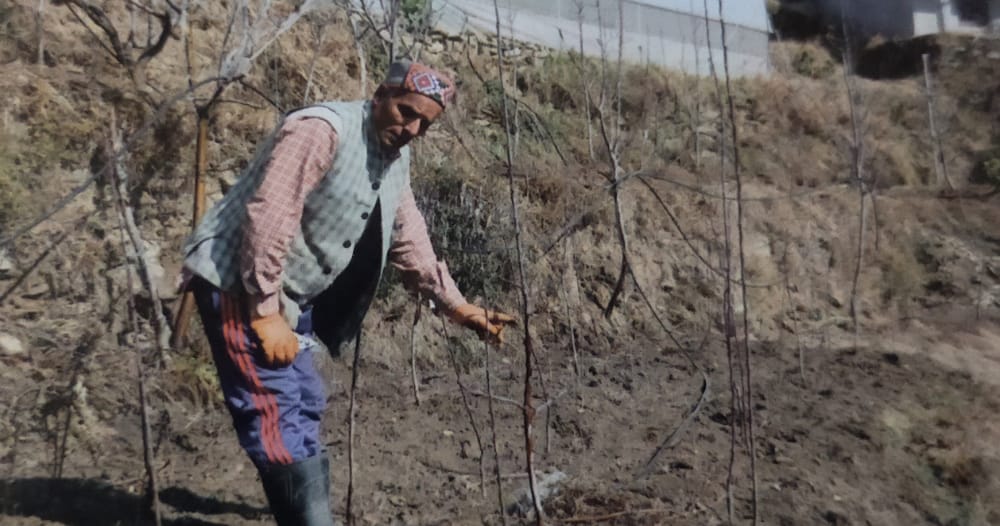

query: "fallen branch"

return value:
[559, 508, 668, 524]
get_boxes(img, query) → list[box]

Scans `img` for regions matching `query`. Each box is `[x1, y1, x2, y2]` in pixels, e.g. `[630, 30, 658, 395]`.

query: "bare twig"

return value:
[629, 264, 711, 478]
[470, 391, 523, 409]
[108, 119, 173, 358]
[841, 0, 867, 353]
[922, 53, 953, 190]
[564, 237, 581, 383]
[574, 1, 595, 160]
[484, 323, 507, 525]
[0, 219, 84, 305]
[35, 0, 46, 65]
[560, 508, 668, 524]
[348, 13, 368, 97]
[346, 332, 362, 525]
[410, 297, 422, 406]
[303, 20, 327, 105]
[439, 318, 487, 498]
[600, 1, 631, 319]
[108, 109, 162, 526]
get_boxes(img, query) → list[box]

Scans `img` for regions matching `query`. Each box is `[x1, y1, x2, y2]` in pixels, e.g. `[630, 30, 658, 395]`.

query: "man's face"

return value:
[372, 90, 444, 151]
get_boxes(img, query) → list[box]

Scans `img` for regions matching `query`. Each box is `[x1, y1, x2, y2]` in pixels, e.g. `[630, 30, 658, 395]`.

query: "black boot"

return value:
[259, 454, 335, 526]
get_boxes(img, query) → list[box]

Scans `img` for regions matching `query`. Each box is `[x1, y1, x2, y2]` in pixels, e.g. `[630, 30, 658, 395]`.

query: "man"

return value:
[180, 60, 515, 525]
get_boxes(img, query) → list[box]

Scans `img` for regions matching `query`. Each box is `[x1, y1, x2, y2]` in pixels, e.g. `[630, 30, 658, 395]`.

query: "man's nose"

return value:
[404, 119, 421, 136]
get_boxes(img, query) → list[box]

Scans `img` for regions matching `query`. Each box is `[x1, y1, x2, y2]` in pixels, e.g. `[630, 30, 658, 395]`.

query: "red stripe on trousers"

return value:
[221, 294, 292, 465]
[231, 297, 293, 465]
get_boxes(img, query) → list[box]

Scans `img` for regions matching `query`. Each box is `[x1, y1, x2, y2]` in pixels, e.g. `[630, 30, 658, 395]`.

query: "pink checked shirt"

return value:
[241, 116, 466, 318]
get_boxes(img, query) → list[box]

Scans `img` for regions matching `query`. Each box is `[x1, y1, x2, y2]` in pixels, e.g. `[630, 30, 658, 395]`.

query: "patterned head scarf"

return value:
[380, 59, 456, 109]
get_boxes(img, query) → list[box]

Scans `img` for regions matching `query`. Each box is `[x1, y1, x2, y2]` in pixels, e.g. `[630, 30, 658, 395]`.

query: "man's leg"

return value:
[192, 279, 333, 526]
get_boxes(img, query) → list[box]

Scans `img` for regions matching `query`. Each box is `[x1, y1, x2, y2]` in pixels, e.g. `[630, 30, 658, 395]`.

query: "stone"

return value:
[507, 470, 567, 516]
[218, 170, 239, 195]
[0, 248, 13, 279]
[0, 332, 25, 356]
[425, 41, 445, 55]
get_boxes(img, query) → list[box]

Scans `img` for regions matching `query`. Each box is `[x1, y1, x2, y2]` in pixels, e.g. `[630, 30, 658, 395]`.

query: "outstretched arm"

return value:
[388, 187, 515, 342]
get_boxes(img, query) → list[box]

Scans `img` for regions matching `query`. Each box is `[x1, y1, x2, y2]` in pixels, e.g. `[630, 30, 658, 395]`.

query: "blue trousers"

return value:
[192, 278, 327, 468]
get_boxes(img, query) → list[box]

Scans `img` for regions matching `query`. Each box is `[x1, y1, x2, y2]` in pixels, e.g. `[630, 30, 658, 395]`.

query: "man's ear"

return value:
[373, 84, 390, 100]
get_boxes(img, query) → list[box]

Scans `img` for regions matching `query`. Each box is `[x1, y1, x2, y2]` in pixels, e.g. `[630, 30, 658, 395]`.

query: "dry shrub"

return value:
[873, 141, 923, 187]
[878, 240, 927, 310]
[771, 40, 838, 80]
[747, 76, 847, 140]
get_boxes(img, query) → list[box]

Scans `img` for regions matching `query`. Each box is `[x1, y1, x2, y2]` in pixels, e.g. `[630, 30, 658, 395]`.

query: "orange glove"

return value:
[249, 313, 300, 367]
[450, 304, 517, 344]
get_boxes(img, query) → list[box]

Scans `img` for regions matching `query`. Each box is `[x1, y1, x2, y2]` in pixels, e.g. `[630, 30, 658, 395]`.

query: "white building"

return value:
[795, 0, 1000, 38]
[911, 0, 1000, 36]
[431, 0, 772, 76]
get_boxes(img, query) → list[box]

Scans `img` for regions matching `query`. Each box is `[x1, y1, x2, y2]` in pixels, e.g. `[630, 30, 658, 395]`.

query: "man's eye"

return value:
[399, 106, 418, 119]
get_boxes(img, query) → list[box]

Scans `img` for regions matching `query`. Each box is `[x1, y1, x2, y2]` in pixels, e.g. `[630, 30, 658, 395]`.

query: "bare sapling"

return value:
[700, 2, 741, 521]
[839, 0, 868, 352]
[108, 109, 162, 526]
[923, 53, 954, 190]
[600, 0, 633, 319]
[492, 0, 544, 522]
[574, 1, 595, 160]
[718, 1, 759, 522]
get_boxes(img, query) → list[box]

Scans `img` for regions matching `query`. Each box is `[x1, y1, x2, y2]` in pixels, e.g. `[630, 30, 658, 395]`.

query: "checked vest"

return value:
[183, 100, 410, 327]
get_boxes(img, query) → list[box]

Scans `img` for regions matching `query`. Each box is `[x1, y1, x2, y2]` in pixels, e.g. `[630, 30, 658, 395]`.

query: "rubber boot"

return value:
[259, 454, 335, 526]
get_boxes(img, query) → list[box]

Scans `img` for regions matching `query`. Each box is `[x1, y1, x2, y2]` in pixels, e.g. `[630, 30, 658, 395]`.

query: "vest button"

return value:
[371, 182, 380, 190]
[322, 266, 333, 275]
[361, 212, 369, 220]
[343, 240, 352, 248]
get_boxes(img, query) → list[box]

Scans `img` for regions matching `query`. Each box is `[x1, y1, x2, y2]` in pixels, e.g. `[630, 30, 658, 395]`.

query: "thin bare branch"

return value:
[719, 2, 758, 521]
[492, 0, 543, 521]
[108, 109, 162, 526]
[484, 330, 507, 525]
[346, 332, 362, 525]
[439, 317, 487, 498]
[410, 298, 422, 406]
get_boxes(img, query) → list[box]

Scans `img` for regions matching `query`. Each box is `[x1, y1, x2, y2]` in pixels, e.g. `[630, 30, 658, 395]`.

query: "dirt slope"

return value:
[1, 2, 1000, 525]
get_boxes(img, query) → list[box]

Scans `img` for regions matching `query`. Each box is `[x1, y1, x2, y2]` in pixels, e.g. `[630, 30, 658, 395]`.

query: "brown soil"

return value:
[3, 317, 1000, 525]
